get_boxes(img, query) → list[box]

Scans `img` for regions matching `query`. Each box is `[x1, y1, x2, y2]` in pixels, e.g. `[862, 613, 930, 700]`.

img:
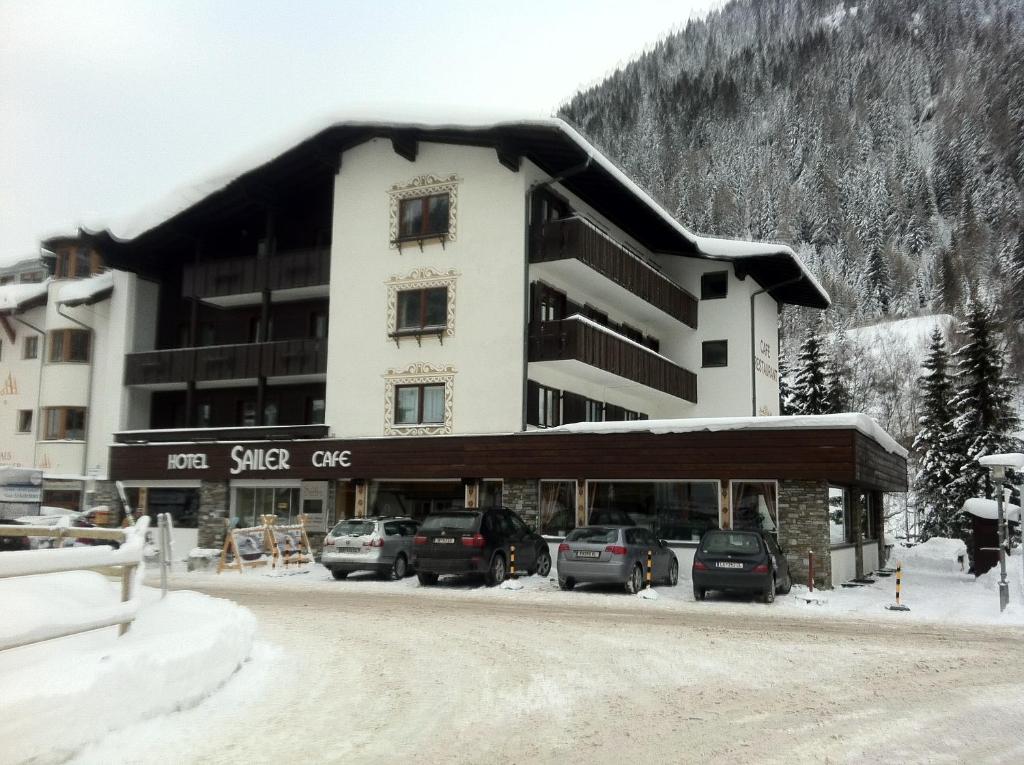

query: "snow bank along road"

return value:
[90, 578, 1024, 765]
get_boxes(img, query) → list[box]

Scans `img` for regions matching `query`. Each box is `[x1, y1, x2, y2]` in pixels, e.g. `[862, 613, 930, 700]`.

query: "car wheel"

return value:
[534, 548, 552, 578]
[391, 554, 408, 580]
[665, 558, 679, 587]
[417, 571, 439, 586]
[763, 576, 776, 604]
[625, 563, 644, 594]
[777, 570, 792, 595]
[558, 577, 576, 591]
[693, 584, 706, 601]
[485, 553, 507, 587]
[331, 570, 348, 581]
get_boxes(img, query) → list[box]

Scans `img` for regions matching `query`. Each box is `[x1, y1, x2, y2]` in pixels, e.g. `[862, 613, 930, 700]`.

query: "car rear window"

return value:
[330, 520, 375, 537]
[420, 513, 479, 532]
[700, 532, 762, 555]
[566, 527, 619, 544]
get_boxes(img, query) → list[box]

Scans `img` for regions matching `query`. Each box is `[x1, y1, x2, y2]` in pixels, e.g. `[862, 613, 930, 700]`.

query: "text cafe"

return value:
[109, 417, 907, 589]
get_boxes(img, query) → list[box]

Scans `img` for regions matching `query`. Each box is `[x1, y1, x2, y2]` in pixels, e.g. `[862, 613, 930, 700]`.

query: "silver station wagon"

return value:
[322, 517, 420, 580]
[557, 525, 679, 593]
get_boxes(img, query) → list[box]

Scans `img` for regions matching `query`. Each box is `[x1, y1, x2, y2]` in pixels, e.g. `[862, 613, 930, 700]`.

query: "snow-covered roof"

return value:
[979, 453, 1024, 470]
[539, 412, 908, 457]
[55, 112, 828, 309]
[962, 497, 1021, 522]
[0, 280, 49, 314]
[54, 270, 114, 307]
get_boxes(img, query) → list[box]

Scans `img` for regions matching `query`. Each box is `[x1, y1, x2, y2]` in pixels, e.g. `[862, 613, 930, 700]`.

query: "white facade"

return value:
[0, 270, 157, 507]
[326, 139, 780, 437]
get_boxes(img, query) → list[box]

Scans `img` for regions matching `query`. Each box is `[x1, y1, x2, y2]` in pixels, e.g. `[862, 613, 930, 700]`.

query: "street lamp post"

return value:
[992, 465, 1010, 612]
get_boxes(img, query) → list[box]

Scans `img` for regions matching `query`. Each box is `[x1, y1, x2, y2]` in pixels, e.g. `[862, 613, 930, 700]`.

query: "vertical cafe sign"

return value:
[755, 338, 779, 416]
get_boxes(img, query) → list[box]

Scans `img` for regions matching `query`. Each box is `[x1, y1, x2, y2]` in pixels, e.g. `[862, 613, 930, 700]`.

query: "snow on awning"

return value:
[538, 412, 908, 457]
[0, 280, 49, 314]
[979, 453, 1024, 470]
[54, 271, 114, 307]
[962, 497, 1021, 522]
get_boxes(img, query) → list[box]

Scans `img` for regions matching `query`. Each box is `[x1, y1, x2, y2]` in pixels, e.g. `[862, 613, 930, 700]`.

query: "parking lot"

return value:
[76, 566, 1024, 765]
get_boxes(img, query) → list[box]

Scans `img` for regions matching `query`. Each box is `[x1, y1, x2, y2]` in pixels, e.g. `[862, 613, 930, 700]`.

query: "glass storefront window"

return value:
[828, 486, 849, 545]
[731, 481, 778, 534]
[587, 481, 719, 542]
[124, 488, 199, 528]
[367, 480, 463, 521]
[234, 486, 301, 527]
[481, 480, 502, 509]
[539, 480, 575, 537]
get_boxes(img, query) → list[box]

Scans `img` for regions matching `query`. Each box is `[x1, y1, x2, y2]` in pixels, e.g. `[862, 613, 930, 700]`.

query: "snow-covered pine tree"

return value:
[945, 301, 1022, 542]
[913, 328, 958, 540]
[790, 325, 830, 415]
[778, 350, 793, 415]
[824, 360, 851, 414]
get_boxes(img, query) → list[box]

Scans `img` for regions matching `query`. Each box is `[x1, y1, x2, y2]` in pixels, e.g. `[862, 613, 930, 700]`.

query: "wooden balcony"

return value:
[530, 217, 698, 328]
[528, 318, 697, 403]
[125, 339, 327, 386]
[181, 247, 330, 300]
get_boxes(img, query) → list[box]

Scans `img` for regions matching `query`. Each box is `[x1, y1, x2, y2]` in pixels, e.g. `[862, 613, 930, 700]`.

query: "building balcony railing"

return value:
[125, 339, 327, 386]
[528, 317, 697, 403]
[530, 216, 698, 328]
[181, 247, 330, 299]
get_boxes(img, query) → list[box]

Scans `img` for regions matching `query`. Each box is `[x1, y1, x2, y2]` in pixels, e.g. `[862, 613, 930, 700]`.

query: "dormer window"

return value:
[399, 194, 450, 240]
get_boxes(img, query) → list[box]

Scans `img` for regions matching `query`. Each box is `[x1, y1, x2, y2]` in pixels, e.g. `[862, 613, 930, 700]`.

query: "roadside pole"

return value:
[994, 470, 1010, 612]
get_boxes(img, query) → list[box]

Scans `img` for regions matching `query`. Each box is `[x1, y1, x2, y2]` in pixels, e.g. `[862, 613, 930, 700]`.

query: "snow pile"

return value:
[979, 452, 1024, 470]
[636, 587, 659, 600]
[541, 412, 907, 457]
[55, 269, 114, 306]
[0, 280, 48, 312]
[890, 537, 967, 575]
[963, 497, 1021, 522]
[0, 573, 255, 764]
[499, 578, 524, 591]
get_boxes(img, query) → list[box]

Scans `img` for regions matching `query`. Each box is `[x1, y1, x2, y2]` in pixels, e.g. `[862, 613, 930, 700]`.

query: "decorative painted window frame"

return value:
[385, 267, 459, 343]
[388, 174, 460, 249]
[383, 362, 456, 436]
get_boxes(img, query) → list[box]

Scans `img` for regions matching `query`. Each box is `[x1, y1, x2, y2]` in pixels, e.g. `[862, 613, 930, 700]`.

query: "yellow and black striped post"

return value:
[645, 549, 653, 588]
[509, 545, 516, 578]
[886, 561, 910, 611]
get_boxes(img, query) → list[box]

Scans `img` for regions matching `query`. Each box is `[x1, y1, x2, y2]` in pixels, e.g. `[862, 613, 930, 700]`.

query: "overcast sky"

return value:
[0, 0, 722, 266]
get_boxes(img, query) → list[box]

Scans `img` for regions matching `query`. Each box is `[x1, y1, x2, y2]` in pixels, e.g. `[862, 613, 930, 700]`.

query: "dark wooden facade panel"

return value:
[853, 433, 909, 491]
[110, 428, 906, 490]
[182, 247, 330, 299]
[125, 339, 327, 385]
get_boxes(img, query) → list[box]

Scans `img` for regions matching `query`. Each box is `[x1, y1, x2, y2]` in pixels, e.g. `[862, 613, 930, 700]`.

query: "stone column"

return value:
[502, 479, 538, 528]
[88, 480, 125, 524]
[778, 479, 832, 589]
[198, 481, 230, 549]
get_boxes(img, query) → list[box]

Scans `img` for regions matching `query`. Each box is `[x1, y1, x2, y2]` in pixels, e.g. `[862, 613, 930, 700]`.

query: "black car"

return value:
[0, 519, 31, 552]
[691, 529, 792, 603]
[413, 507, 551, 586]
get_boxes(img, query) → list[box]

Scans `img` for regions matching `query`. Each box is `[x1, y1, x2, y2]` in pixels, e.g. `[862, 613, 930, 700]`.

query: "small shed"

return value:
[963, 497, 1021, 575]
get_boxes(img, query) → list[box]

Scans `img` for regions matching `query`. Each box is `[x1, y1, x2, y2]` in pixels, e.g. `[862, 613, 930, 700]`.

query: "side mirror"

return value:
[660, 539, 669, 547]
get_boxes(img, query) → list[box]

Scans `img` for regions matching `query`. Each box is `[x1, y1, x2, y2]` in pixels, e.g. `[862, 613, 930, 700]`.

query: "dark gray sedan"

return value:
[556, 526, 678, 593]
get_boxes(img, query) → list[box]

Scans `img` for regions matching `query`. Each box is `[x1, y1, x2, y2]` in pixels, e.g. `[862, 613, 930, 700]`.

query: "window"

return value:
[398, 194, 449, 239]
[829, 486, 850, 545]
[588, 481, 720, 542]
[238, 401, 257, 427]
[702, 340, 728, 368]
[527, 381, 560, 428]
[48, 329, 90, 362]
[23, 336, 38, 359]
[196, 402, 212, 428]
[582, 304, 609, 326]
[533, 283, 566, 323]
[394, 383, 445, 425]
[0, 276, 12, 286]
[307, 397, 326, 425]
[17, 410, 32, 433]
[309, 311, 328, 339]
[859, 491, 878, 541]
[263, 401, 279, 426]
[55, 247, 101, 279]
[731, 481, 779, 534]
[584, 398, 604, 422]
[42, 407, 86, 440]
[539, 480, 576, 537]
[396, 287, 447, 332]
[701, 271, 728, 300]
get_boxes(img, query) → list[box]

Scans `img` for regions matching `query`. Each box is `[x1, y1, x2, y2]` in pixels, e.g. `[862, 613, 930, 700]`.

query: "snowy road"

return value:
[77, 576, 1024, 765]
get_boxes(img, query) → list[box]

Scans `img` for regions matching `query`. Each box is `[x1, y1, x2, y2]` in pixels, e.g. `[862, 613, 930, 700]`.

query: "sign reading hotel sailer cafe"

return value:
[165, 444, 352, 476]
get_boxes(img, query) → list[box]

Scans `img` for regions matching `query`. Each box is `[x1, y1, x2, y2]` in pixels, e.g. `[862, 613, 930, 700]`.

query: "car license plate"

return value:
[339, 546, 360, 553]
[716, 561, 743, 569]
[575, 550, 600, 558]
[436, 537, 455, 544]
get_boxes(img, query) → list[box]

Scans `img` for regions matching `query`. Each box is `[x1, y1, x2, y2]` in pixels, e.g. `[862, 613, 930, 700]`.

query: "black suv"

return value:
[413, 507, 551, 586]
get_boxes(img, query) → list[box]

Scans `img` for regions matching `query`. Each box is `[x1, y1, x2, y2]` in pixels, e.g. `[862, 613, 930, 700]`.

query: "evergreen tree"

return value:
[778, 350, 794, 415]
[945, 302, 1022, 542]
[913, 328, 958, 540]
[824, 360, 851, 414]
[865, 247, 892, 314]
[790, 326, 830, 415]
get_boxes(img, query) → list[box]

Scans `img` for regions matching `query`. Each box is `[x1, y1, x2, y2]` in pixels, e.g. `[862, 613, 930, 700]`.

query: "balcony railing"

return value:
[125, 339, 327, 386]
[181, 247, 330, 299]
[530, 217, 698, 328]
[528, 317, 697, 403]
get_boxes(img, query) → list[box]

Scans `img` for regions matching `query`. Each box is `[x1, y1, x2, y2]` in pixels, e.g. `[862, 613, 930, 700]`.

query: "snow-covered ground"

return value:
[170, 538, 1024, 628]
[0, 571, 257, 764]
